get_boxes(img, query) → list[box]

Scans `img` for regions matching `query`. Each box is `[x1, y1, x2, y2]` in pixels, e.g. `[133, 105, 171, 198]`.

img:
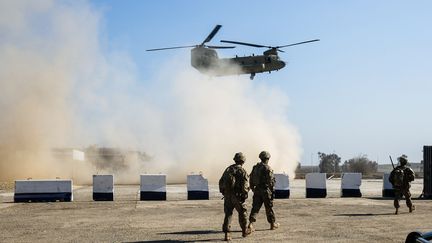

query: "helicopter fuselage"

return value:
[190, 47, 285, 79]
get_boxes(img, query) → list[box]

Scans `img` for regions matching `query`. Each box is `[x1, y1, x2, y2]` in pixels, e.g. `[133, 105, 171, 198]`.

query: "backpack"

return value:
[390, 167, 405, 187]
[404, 168, 415, 183]
[249, 163, 261, 189]
[219, 165, 236, 195]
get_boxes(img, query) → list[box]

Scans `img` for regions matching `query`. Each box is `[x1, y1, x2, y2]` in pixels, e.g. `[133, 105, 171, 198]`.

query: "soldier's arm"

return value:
[265, 165, 275, 189]
[243, 169, 250, 192]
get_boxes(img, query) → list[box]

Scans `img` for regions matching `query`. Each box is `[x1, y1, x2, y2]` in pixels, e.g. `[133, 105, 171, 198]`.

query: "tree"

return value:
[318, 152, 341, 173]
[342, 155, 378, 174]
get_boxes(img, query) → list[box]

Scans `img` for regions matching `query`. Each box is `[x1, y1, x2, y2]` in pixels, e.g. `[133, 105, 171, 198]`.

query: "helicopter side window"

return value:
[266, 57, 271, 63]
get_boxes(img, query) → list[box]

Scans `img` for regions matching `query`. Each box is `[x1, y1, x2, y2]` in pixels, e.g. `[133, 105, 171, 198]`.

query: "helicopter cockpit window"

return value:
[266, 57, 271, 63]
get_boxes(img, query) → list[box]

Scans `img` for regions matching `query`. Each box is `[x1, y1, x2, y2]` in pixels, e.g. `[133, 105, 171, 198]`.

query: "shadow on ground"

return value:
[334, 212, 396, 217]
[126, 230, 224, 243]
[126, 239, 223, 243]
[158, 230, 219, 235]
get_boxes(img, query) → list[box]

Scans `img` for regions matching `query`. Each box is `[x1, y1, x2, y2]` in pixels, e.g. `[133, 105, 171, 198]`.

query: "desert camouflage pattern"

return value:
[219, 164, 249, 233]
[249, 162, 276, 224]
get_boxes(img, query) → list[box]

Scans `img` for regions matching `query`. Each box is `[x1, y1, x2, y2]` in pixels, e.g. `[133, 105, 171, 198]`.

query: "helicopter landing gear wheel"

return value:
[250, 73, 255, 80]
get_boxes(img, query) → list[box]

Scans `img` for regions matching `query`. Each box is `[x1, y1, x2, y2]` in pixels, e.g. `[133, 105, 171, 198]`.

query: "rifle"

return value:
[389, 155, 395, 169]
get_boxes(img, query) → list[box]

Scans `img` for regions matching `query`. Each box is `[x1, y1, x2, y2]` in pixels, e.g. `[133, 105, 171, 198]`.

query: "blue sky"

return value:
[90, 0, 432, 164]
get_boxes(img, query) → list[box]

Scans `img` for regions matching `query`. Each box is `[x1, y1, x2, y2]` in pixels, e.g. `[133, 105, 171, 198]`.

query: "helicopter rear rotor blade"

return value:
[220, 40, 269, 48]
[277, 39, 320, 48]
[201, 25, 222, 45]
[146, 45, 197, 51]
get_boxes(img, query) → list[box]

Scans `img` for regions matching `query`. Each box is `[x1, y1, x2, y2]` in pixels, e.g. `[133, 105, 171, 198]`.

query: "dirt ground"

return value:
[1, 179, 431, 242]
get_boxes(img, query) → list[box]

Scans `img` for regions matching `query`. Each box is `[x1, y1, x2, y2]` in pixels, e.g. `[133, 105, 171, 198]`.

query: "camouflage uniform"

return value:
[389, 155, 415, 214]
[249, 151, 278, 229]
[219, 153, 250, 240]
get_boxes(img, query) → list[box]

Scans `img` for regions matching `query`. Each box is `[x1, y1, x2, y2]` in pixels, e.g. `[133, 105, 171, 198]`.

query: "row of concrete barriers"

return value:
[13, 173, 395, 202]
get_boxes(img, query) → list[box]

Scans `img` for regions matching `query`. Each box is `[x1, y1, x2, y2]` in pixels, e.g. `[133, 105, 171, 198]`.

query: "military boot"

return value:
[224, 232, 231, 241]
[270, 222, 280, 230]
[247, 222, 255, 233]
[242, 227, 251, 237]
[409, 205, 416, 213]
[395, 208, 399, 215]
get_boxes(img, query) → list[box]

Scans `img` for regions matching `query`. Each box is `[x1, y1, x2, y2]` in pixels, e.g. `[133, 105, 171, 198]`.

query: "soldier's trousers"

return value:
[394, 188, 412, 209]
[222, 195, 248, 233]
[249, 190, 276, 224]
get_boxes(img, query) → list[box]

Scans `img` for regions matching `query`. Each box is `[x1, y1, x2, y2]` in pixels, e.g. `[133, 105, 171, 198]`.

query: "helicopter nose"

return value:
[279, 61, 286, 69]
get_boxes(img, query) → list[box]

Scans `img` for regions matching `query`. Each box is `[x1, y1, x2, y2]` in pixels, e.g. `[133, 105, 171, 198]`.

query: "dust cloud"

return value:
[0, 1, 301, 184]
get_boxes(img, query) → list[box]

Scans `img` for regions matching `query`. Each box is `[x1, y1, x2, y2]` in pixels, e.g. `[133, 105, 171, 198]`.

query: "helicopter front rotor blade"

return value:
[220, 40, 269, 48]
[206, 45, 236, 49]
[201, 25, 222, 45]
[146, 45, 197, 51]
[277, 39, 320, 48]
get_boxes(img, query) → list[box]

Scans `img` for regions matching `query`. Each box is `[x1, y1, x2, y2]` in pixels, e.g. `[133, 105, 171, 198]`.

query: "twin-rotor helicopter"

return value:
[146, 25, 319, 80]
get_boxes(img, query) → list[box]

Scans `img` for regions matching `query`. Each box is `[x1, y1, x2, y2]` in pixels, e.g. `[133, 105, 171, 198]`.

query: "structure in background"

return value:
[187, 174, 209, 200]
[14, 179, 73, 202]
[423, 145, 432, 199]
[382, 173, 394, 197]
[341, 173, 362, 197]
[93, 175, 114, 201]
[140, 174, 166, 200]
[305, 173, 327, 198]
[274, 173, 290, 199]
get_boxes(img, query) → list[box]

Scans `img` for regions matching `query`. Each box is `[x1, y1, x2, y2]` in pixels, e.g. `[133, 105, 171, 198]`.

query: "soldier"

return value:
[219, 152, 251, 241]
[389, 154, 416, 215]
[248, 151, 279, 232]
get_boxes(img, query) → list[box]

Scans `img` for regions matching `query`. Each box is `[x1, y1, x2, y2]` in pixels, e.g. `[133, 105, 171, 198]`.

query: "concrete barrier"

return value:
[14, 179, 73, 202]
[93, 175, 114, 201]
[274, 173, 290, 199]
[382, 173, 394, 197]
[306, 173, 327, 198]
[341, 173, 362, 197]
[140, 174, 166, 200]
[187, 174, 209, 200]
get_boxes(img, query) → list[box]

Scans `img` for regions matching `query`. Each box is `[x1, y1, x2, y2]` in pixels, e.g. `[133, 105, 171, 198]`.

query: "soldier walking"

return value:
[219, 152, 251, 241]
[248, 151, 279, 232]
[389, 154, 416, 215]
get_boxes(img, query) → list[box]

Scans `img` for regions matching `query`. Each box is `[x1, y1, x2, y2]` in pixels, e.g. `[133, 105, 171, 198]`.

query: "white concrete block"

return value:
[306, 173, 327, 189]
[14, 179, 73, 202]
[187, 174, 209, 200]
[274, 173, 290, 199]
[306, 173, 327, 198]
[274, 173, 290, 190]
[383, 173, 393, 190]
[93, 175, 114, 201]
[382, 172, 394, 197]
[341, 173, 362, 189]
[93, 175, 114, 193]
[140, 174, 166, 200]
[341, 173, 362, 197]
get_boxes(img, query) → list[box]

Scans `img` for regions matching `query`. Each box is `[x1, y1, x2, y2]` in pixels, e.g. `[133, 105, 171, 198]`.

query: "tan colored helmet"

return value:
[259, 151, 271, 160]
[233, 152, 246, 163]
[398, 154, 408, 165]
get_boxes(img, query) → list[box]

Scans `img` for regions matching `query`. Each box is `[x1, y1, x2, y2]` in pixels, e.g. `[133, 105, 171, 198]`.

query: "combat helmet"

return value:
[259, 151, 271, 161]
[398, 154, 408, 166]
[233, 152, 246, 164]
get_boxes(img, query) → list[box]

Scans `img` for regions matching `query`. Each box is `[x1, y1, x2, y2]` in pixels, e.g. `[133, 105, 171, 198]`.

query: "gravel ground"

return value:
[0, 179, 430, 242]
[0, 181, 13, 191]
